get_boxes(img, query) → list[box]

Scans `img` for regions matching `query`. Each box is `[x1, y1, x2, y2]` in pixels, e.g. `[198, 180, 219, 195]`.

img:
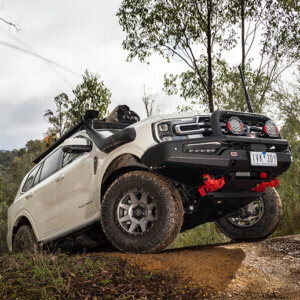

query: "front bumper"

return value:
[141, 135, 292, 181]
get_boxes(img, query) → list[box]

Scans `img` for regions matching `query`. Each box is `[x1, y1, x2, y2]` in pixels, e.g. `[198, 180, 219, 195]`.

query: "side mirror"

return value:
[62, 138, 92, 154]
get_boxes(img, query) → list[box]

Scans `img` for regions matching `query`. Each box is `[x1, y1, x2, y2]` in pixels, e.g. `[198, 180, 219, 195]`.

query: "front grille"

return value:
[173, 116, 213, 137]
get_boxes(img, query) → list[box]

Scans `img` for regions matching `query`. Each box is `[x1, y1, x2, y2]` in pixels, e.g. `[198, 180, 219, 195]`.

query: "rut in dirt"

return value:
[88, 234, 300, 299]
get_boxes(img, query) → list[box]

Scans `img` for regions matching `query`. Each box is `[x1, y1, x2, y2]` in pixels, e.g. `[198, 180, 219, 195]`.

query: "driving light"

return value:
[184, 142, 221, 154]
[264, 120, 279, 138]
[227, 117, 244, 135]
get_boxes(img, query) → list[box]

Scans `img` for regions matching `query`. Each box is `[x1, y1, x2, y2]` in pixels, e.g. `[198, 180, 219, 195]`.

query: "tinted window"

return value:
[62, 136, 92, 168]
[22, 166, 40, 192]
[62, 152, 82, 167]
[40, 149, 62, 182]
[96, 129, 119, 138]
[33, 164, 42, 186]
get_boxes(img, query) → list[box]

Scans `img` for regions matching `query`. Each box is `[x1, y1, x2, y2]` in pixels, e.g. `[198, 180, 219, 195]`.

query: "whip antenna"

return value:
[238, 65, 253, 113]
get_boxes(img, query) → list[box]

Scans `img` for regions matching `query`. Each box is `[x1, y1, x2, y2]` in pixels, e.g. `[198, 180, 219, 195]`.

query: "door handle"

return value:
[55, 174, 65, 182]
[25, 192, 33, 200]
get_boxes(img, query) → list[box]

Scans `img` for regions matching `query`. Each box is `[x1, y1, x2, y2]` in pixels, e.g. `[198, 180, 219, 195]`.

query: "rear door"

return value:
[29, 148, 63, 238]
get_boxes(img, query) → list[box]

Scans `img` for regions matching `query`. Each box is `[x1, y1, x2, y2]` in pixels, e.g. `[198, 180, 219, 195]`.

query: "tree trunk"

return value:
[207, 0, 214, 112]
[59, 106, 63, 138]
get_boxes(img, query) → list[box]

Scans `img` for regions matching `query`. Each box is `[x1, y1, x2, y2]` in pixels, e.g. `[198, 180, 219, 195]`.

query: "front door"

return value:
[52, 141, 96, 233]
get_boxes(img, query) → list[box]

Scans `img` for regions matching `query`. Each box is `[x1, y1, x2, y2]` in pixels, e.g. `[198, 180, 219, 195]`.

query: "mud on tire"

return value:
[13, 225, 38, 253]
[215, 187, 282, 241]
[101, 171, 183, 253]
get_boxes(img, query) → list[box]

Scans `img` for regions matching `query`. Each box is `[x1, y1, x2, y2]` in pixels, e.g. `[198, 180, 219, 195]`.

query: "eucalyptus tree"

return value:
[118, 0, 236, 112]
[44, 93, 72, 138]
[118, 0, 299, 113]
[141, 85, 159, 117]
[227, 0, 299, 111]
[71, 70, 112, 122]
[45, 70, 112, 137]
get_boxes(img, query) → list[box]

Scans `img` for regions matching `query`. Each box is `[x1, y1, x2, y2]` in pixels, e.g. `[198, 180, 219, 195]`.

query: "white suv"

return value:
[7, 109, 292, 253]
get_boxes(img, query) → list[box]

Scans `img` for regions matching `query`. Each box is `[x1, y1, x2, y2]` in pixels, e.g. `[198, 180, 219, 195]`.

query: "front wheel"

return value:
[101, 171, 183, 253]
[215, 187, 282, 241]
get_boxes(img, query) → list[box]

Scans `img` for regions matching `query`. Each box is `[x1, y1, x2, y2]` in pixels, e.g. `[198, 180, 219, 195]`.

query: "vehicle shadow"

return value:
[50, 239, 245, 292]
[93, 242, 246, 293]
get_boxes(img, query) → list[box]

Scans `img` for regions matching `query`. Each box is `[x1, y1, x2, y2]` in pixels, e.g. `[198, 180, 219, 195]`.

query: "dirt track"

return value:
[91, 234, 300, 299]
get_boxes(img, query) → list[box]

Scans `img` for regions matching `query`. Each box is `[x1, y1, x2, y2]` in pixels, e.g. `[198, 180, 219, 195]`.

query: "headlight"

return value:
[155, 121, 174, 141]
[264, 120, 279, 138]
[227, 117, 244, 135]
[153, 117, 202, 142]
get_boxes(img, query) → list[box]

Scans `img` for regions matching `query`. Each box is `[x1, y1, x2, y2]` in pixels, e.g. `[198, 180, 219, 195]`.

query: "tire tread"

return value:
[215, 187, 282, 241]
[101, 170, 183, 253]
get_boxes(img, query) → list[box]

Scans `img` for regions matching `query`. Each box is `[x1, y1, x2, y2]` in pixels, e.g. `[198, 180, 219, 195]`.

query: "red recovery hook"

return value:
[198, 174, 225, 197]
[251, 179, 280, 192]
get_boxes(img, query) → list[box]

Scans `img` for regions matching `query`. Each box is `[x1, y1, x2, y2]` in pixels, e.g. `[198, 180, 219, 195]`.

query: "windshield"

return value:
[96, 129, 121, 138]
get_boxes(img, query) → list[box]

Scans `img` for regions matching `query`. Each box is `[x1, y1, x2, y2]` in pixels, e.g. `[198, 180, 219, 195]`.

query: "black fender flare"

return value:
[100, 154, 147, 199]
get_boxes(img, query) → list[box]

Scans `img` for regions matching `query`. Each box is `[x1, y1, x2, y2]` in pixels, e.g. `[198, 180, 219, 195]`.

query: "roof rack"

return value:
[33, 121, 84, 164]
[33, 116, 129, 164]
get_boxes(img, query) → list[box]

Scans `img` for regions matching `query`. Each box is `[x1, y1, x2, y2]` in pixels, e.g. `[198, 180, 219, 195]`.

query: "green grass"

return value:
[169, 223, 230, 249]
[0, 252, 208, 299]
[274, 186, 300, 237]
[0, 222, 7, 254]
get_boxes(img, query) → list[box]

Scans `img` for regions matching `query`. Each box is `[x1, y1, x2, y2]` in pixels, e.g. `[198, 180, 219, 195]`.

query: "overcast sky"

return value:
[0, 1, 296, 150]
[0, 0, 189, 150]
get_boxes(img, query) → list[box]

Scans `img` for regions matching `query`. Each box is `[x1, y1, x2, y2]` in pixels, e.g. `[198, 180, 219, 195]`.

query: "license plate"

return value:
[250, 152, 277, 167]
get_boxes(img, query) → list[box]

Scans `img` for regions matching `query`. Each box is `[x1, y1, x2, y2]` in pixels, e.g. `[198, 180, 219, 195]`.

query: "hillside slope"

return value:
[1, 235, 299, 299]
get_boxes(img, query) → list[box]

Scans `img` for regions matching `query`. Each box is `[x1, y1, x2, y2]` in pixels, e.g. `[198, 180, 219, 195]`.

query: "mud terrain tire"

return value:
[13, 225, 38, 253]
[215, 187, 282, 241]
[101, 171, 183, 253]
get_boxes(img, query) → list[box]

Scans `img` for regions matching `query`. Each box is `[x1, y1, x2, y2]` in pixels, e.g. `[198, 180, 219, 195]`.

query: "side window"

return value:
[40, 149, 62, 182]
[33, 164, 42, 186]
[62, 135, 92, 168]
[62, 152, 82, 167]
[22, 166, 40, 192]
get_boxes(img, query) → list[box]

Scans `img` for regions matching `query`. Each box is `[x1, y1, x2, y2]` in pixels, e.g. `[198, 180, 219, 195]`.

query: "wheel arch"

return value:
[100, 153, 148, 200]
[12, 216, 32, 242]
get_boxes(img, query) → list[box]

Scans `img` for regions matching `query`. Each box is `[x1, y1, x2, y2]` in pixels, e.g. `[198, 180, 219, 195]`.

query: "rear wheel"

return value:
[13, 225, 38, 253]
[215, 187, 282, 241]
[101, 171, 183, 253]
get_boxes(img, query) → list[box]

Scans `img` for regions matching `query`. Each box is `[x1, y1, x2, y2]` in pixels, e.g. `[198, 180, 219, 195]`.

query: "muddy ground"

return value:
[90, 234, 300, 299]
[1, 234, 299, 299]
